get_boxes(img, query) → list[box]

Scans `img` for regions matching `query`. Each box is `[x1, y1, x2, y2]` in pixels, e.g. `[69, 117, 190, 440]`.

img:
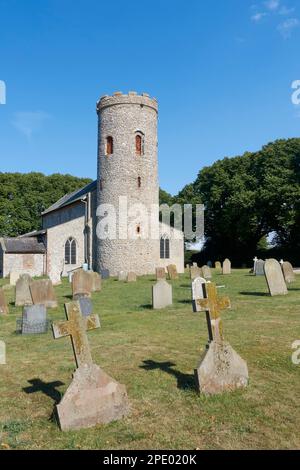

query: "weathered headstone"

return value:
[52, 301, 128, 431]
[194, 282, 248, 395]
[152, 280, 172, 309]
[87, 272, 102, 292]
[20, 305, 48, 334]
[281, 261, 295, 284]
[192, 263, 198, 267]
[0, 288, 9, 315]
[78, 297, 93, 317]
[222, 259, 231, 275]
[53, 302, 100, 367]
[118, 271, 127, 281]
[264, 259, 288, 296]
[207, 261, 213, 268]
[10, 272, 20, 286]
[15, 274, 33, 307]
[202, 265, 212, 279]
[155, 267, 166, 281]
[100, 269, 110, 279]
[30, 279, 58, 308]
[49, 273, 62, 286]
[167, 264, 178, 281]
[215, 261, 221, 271]
[190, 266, 202, 280]
[191, 277, 207, 312]
[255, 259, 265, 276]
[72, 269, 92, 299]
[127, 272, 137, 283]
[0, 340, 5, 365]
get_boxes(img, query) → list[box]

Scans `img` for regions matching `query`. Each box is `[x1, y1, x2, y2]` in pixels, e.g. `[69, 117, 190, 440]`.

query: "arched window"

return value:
[65, 237, 77, 265]
[135, 132, 144, 156]
[160, 236, 170, 259]
[106, 136, 113, 155]
[136, 225, 141, 235]
[138, 176, 141, 188]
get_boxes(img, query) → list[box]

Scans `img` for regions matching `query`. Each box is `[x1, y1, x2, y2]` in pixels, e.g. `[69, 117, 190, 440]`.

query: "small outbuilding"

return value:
[0, 236, 46, 278]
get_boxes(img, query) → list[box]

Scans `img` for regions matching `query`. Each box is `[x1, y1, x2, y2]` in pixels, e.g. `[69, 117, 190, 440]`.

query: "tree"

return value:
[0, 173, 92, 237]
[174, 138, 300, 266]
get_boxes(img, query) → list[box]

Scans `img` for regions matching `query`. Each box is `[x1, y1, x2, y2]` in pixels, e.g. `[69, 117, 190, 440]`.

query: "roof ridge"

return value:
[42, 180, 97, 215]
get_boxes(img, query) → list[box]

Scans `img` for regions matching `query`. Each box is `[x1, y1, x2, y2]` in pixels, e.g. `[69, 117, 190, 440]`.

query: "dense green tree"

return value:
[159, 188, 174, 206]
[0, 173, 92, 237]
[174, 138, 300, 266]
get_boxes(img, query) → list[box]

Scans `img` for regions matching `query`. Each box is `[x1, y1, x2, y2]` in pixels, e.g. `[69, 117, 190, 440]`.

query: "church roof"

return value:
[42, 180, 97, 216]
[0, 237, 46, 254]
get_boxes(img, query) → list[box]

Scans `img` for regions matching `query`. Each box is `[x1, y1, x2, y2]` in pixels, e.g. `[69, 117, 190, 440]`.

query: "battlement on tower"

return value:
[96, 91, 158, 113]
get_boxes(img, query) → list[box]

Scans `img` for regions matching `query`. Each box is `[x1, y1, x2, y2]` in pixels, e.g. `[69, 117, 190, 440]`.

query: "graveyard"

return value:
[0, 269, 299, 450]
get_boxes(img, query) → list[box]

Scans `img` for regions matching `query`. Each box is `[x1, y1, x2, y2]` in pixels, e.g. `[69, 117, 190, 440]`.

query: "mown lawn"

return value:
[0, 269, 299, 450]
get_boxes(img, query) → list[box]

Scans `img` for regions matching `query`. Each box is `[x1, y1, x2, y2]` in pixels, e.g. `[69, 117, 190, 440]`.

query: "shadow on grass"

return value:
[180, 284, 191, 288]
[23, 378, 64, 404]
[239, 291, 268, 297]
[178, 300, 191, 304]
[140, 304, 153, 310]
[64, 294, 73, 300]
[140, 360, 196, 392]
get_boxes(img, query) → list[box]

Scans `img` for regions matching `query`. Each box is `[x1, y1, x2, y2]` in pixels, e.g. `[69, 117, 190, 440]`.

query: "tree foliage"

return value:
[0, 172, 92, 237]
[174, 138, 300, 266]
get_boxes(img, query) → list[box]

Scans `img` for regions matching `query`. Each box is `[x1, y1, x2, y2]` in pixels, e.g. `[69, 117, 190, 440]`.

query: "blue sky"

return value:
[0, 0, 300, 195]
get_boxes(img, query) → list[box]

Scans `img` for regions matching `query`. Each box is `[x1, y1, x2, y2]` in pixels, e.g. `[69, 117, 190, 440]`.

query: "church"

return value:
[0, 92, 185, 282]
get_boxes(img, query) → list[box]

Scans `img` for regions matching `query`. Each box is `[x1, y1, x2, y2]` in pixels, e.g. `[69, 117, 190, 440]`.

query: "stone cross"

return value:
[52, 301, 100, 368]
[196, 282, 231, 342]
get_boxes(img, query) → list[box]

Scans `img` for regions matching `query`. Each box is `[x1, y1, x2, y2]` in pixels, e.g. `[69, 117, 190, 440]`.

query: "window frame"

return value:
[106, 136, 114, 156]
[160, 236, 170, 259]
[65, 237, 77, 265]
[135, 132, 144, 156]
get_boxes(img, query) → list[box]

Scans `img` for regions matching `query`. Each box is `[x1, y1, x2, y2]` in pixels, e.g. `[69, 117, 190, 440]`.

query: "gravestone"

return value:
[215, 261, 221, 271]
[127, 272, 137, 283]
[190, 266, 201, 281]
[49, 273, 61, 286]
[253, 256, 258, 273]
[100, 269, 110, 279]
[155, 267, 166, 281]
[15, 274, 33, 307]
[0, 340, 5, 365]
[193, 263, 198, 267]
[282, 261, 295, 284]
[20, 305, 48, 334]
[191, 277, 207, 312]
[222, 259, 231, 275]
[194, 282, 248, 395]
[167, 264, 178, 280]
[207, 261, 213, 268]
[0, 288, 9, 315]
[10, 272, 20, 286]
[78, 297, 93, 317]
[30, 279, 58, 308]
[264, 259, 288, 296]
[202, 265, 212, 279]
[152, 280, 172, 309]
[52, 301, 128, 430]
[118, 271, 127, 281]
[72, 270, 92, 299]
[255, 259, 265, 276]
[88, 272, 102, 292]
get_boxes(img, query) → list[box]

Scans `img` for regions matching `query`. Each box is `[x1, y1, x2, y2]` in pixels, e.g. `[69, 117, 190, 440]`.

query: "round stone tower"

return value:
[96, 91, 160, 276]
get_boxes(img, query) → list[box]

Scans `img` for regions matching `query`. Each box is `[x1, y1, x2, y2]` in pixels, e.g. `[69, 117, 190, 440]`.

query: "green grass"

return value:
[0, 269, 300, 449]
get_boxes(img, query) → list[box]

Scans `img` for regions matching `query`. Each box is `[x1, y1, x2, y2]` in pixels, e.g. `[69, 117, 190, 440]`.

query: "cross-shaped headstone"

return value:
[196, 282, 231, 342]
[52, 301, 100, 368]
